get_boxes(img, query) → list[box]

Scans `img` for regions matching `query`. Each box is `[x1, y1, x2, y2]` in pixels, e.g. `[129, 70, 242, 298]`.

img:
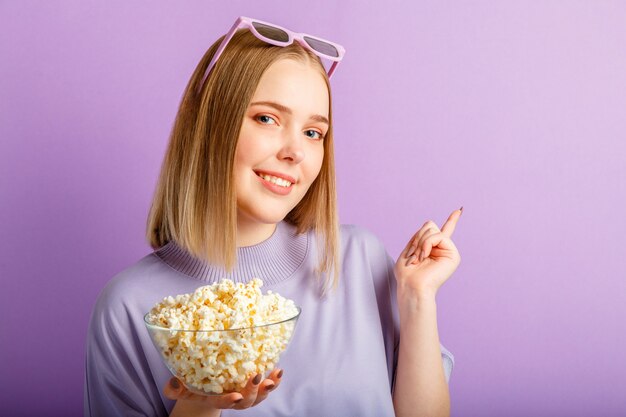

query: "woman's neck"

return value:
[155, 220, 308, 284]
[236, 219, 277, 247]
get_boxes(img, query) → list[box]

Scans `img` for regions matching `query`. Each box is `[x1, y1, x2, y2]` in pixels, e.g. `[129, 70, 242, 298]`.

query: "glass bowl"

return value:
[144, 306, 301, 395]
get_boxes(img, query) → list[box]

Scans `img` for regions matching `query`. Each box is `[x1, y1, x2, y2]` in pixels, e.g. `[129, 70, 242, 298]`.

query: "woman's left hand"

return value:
[394, 208, 463, 298]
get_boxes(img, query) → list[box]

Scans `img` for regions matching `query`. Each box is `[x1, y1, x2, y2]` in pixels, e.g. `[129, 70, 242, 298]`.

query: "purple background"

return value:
[1, 1, 625, 416]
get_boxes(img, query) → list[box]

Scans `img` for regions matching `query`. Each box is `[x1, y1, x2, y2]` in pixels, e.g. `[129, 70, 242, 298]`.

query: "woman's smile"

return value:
[256, 172, 294, 195]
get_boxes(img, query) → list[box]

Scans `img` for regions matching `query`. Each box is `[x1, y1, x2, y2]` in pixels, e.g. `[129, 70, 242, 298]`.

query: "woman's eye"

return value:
[305, 130, 325, 140]
[256, 115, 277, 125]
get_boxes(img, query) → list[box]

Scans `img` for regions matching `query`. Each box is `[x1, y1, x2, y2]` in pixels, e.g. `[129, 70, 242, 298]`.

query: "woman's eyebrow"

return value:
[249, 100, 329, 125]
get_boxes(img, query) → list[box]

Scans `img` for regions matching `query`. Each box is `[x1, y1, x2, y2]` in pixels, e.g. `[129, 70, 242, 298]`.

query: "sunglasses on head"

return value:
[197, 16, 346, 94]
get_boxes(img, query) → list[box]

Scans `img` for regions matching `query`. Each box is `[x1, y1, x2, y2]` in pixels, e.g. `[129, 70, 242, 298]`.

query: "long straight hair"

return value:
[146, 29, 340, 295]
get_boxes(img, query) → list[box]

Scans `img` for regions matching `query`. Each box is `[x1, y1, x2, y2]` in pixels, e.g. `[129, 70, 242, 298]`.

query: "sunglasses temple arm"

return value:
[196, 19, 244, 94]
[328, 61, 340, 79]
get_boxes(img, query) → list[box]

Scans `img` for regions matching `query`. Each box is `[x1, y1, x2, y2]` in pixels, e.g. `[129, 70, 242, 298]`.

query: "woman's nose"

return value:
[277, 131, 305, 163]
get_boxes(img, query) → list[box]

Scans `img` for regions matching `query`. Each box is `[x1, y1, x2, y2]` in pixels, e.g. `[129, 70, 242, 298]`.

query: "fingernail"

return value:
[405, 254, 416, 267]
[171, 378, 180, 389]
[253, 374, 262, 385]
[460, 206, 463, 214]
[277, 369, 283, 378]
[406, 245, 416, 258]
[234, 397, 243, 403]
[419, 250, 425, 262]
[266, 383, 276, 391]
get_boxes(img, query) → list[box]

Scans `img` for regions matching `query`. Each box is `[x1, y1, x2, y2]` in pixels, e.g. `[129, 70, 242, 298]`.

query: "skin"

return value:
[165, 57, 329, 416]
[392, 208, 463, 417]
[395, 208, 463, 297]
[233, 58, 328, 247]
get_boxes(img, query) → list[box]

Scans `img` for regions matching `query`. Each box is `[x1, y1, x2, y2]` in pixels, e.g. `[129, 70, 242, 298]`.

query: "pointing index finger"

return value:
[441, 207, 463, 237]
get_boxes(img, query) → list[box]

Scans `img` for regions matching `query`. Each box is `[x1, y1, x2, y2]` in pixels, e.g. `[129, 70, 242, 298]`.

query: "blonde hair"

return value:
[146, 29, 340, 295]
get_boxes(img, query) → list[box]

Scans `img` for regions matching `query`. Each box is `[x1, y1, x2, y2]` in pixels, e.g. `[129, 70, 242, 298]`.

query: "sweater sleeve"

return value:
[84, 278, 167, 417]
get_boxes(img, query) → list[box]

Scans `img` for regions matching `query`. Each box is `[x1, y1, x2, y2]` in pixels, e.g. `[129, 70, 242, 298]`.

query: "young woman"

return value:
[84, 16, 461, 417]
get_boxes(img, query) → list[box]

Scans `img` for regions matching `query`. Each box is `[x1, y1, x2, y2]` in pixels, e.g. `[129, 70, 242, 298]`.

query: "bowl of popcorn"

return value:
[144, 278, 300, 395]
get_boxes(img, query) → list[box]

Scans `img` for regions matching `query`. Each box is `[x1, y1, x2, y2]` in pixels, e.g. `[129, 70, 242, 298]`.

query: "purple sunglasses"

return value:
[197, 16, 346, 93]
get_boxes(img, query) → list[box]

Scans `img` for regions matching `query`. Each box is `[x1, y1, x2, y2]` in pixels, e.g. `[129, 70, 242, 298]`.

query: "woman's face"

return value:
[234, 58, 329, 232]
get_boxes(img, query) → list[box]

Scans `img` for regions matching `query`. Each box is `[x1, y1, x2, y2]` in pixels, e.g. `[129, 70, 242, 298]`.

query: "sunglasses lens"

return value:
[303, 36, 339, 58]
[252, 22, 290, 42]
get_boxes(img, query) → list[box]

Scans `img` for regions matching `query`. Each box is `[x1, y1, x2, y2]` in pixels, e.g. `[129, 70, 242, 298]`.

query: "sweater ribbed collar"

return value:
[153, 221, 309, 285]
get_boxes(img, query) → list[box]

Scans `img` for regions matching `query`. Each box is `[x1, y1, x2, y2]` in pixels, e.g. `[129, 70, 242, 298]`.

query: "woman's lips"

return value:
[253, 169, 297, 184]
[256, 172, 294, 196]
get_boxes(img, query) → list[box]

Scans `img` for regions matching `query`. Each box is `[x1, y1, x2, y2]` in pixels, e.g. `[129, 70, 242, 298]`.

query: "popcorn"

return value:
[145, 278, 299, 394]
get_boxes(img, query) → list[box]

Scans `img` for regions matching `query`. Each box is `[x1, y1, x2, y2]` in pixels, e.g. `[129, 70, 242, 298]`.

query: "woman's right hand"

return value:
[164, 368, 284, 417]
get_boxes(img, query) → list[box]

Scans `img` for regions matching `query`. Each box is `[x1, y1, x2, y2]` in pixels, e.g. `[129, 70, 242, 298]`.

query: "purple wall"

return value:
[2, 1, 625, 416]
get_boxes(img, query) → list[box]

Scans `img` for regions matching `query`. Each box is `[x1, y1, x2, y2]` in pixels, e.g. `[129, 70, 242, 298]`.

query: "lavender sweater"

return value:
[84, 221, 454, 416]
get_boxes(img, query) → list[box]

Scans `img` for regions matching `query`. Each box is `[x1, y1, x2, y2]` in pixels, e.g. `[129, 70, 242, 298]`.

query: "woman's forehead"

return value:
[250, 58, 329, 117]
